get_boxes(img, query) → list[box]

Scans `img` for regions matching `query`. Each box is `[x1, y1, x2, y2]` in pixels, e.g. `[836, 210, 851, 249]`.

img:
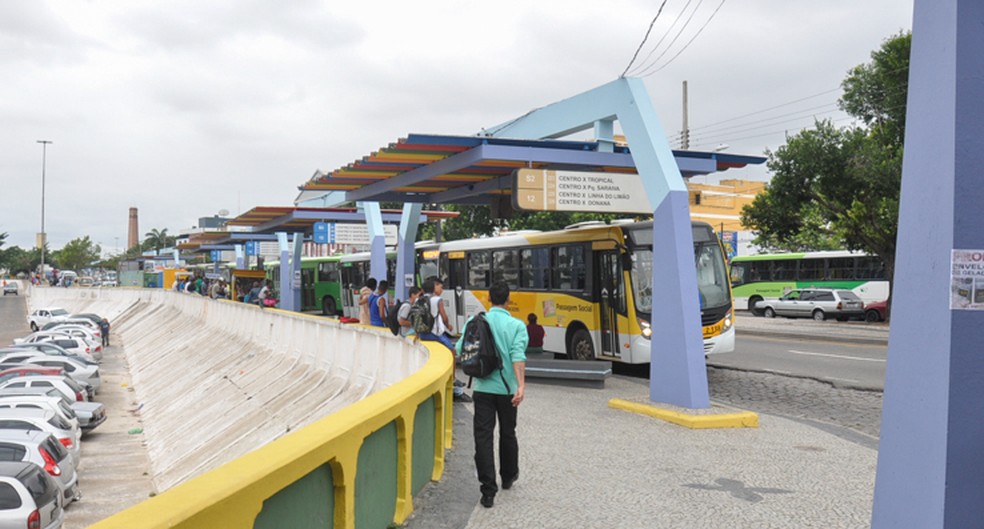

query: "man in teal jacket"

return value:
[456, 281, 527, 509]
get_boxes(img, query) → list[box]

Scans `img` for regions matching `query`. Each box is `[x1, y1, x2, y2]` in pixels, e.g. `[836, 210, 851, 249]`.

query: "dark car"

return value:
[864, 300, 888, 322]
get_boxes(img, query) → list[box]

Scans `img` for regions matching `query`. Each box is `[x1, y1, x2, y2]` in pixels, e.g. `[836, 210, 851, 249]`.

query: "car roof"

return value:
[0, 430, 49, 444]
[0, 408, 52, 419]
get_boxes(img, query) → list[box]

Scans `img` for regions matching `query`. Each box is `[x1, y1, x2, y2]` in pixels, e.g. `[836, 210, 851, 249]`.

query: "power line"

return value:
[646, 0, 729, 76]
[625, 0, 698, 77]
[689, 116, 857, 150]
[619, 0, 670, 78]
[691, 102, 840, 135]
[692, 110, 845, 146]
[686, 88, 841, 132]
[630, 0, 707, 77]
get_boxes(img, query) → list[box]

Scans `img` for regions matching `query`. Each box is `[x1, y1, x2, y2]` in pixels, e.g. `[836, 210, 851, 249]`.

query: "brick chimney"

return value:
[128, 207, 139, 250]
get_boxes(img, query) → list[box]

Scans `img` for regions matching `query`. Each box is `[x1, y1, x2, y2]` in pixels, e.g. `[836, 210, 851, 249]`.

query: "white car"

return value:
[0, 408, 80, 468]
[3, 344, 97, 366]
[13, 337, 94, 361]
[14, 330, 102, 361]
[0, 376, 89, 404]
[43, 318, 102, 337]
[27, 308, 70, 333]
[0, 395, 81, 432]
[16, 357, 100, 394]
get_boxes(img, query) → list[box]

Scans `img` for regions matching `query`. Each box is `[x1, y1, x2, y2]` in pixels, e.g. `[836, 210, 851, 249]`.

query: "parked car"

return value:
[15, 331, 101, 362]
[0, 461, 64, 529]
[759, 288, 865, 321]
[0, 367, 65, 387]
[0, 389, 105, 433]
[0, 377, 88, 403]
[1, 283, 17, 296]
[864, 300, 888, 322]
[0, 409, 79, 467]
[0, 395, 81, 432]
[41, 319, 101, 338]
[27, 309, 70, 333]
[6, 343, 97, 366]
[10, 338, 93, 362]
[0, 431, 79, 505]
[13, 358, 100, 394]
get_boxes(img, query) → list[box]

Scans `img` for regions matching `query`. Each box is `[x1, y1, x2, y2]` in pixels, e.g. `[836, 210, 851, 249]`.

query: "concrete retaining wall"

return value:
[28, 288, 439, 491]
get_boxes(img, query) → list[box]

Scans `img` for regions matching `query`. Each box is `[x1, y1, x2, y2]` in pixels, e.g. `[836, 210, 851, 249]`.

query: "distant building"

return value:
[686, 179, 768, 257]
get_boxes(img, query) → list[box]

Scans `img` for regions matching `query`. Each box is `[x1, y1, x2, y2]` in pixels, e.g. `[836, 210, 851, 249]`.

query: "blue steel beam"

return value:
[487, 77, 707, 408]
[250, 210, 418, 234]
[344, 145, 490, 202]
[872, 2, 984, 527]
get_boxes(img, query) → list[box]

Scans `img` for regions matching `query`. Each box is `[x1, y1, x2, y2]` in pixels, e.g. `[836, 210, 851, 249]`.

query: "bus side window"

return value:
[730, 263, 746, 285]
[520, 248, 550, 289]
[552, 245, 586, 291]
[467, 251, 490, 289]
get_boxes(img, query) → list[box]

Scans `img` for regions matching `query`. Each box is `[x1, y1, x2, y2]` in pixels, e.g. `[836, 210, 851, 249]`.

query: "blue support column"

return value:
[872, 2, 984, 527]
[396, 203, 423, 300]
[594, 119, 615, 153]
[486, 77, 706, 408]
[277, 232, 290, 310]
[290, 234, 303, 312]
[361, 202, 387, 282]
[234, 244, 244, 270]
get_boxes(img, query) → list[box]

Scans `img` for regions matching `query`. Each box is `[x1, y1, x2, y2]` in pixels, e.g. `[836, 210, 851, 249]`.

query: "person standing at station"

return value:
[359, 278, 377, 325]
[525, 314, 545, 356]
[369, 280, 389, 327]
[456, 281, 527, 509]
[420, 277, 471, 402]
[397, 286, 423, 337]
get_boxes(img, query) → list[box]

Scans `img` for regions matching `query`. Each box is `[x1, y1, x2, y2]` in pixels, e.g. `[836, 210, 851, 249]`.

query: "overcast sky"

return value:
[0, 0, 912, 254]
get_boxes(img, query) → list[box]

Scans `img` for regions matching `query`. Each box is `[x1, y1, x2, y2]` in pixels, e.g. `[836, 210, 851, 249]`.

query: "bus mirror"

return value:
[621, 253, 633, 271]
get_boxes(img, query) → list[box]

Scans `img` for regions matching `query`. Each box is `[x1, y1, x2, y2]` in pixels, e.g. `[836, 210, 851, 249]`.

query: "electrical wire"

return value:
[645, 0, 729, 76]
[619, 0, 670, 78]
[625, 0, 702, 77]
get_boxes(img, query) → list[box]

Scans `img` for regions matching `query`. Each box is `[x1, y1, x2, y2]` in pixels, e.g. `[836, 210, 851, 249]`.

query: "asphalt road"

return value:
[709, 335, 887, 391]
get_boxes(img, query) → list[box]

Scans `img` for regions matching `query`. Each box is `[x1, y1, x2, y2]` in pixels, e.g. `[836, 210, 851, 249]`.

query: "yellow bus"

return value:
[416, 220, 734, 364]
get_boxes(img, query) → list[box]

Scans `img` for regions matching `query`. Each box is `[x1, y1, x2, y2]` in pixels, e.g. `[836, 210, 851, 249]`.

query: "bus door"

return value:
[340, 265, 358, 318]
[301, 268, 315, 311]
[446, 253, 468, 333]
[598, 251, 627, 358]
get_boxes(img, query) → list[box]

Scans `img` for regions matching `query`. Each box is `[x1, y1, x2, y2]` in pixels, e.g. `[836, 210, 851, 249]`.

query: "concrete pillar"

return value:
[361, 202, 387, 283]
[277, 232, 290, 309]
[872, 2, 984, 527]
[290, 233, 303, 312]
[235, 244, 245, 270]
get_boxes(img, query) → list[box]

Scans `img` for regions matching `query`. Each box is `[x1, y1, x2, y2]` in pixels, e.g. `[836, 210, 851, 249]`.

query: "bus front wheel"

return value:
[322, 296, 337, 316]
[568, 329, 594, 361]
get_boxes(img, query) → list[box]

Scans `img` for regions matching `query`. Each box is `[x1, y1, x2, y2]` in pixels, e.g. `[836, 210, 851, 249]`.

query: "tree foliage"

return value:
[53, 236, 101, 272]
[741, 31, 909, 289]
[144, 228, 175, 252]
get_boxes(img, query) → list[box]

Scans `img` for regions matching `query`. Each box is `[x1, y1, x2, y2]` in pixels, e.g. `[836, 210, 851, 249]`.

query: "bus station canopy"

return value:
[295, 133, 766, 206]
[225, 206, 459, 234]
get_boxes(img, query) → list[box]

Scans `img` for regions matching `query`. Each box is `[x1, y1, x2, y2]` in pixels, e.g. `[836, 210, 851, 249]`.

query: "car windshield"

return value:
[50, 309, 69, 317]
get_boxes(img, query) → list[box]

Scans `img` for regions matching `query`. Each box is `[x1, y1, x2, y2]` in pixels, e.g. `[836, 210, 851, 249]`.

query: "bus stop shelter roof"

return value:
[296, 133, 767, 206]
[223, 206, 459, 235]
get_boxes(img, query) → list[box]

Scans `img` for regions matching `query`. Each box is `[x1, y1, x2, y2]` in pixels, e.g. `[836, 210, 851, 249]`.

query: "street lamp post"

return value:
[37, 140, 52, 282]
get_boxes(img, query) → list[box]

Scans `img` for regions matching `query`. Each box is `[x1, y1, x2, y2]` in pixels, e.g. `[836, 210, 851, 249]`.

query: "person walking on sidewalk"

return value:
[420, 277, 471, 402]
[456, 281, 527, 509]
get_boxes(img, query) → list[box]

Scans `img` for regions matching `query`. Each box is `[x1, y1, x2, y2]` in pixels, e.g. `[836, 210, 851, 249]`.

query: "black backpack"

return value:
[459, 313, 510, 392]
[409, 295, 435, 335]
[387, 299, 405, 336]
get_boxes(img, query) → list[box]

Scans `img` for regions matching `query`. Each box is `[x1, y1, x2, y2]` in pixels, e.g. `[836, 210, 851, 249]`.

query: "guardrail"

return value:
[30, 287, 455, 529]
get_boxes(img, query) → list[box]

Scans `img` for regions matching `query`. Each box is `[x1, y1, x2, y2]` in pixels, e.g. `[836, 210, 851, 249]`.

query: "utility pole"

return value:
[681, 81, 690, 150]
[36, 140, 52, 281]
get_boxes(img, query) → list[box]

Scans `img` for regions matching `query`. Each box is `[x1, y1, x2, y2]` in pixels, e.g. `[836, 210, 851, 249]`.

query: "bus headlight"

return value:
[722, 311, 733, 333]
[639, 318, 652, 339]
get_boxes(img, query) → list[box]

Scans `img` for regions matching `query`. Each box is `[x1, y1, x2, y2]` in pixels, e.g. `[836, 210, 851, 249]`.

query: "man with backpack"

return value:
[456, 281, 527, 509]
[416, 278, 470, 403]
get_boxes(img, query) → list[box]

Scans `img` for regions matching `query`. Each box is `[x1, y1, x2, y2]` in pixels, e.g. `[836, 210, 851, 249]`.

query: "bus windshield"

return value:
[629, 242, 731, 314]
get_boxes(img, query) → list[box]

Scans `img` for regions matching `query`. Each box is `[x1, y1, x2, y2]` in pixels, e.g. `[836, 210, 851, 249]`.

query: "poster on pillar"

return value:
[513, 168, 653, 213]
[950, 249, 984, 309]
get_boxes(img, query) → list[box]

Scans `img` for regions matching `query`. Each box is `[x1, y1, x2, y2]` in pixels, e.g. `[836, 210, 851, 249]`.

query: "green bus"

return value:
[265, 256, 345, 315]
[730, 250, 889, 313]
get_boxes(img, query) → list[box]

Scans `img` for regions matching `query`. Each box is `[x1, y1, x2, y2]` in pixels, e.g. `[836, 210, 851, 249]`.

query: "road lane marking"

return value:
[787, 350, 886, 363]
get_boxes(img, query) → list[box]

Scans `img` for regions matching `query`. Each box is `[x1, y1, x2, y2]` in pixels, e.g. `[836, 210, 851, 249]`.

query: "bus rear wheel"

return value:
[749, 296, 764, 316]
[322, 296, 337, 316]
[568, 329, 594, 361]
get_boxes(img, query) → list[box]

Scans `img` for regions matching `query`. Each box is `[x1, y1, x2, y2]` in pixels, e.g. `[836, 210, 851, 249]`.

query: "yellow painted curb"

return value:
[608, 398, 758, 429]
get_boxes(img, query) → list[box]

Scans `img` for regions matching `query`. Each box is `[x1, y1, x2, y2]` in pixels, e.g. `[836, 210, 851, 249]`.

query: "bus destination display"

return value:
[513, 168, 651, 214]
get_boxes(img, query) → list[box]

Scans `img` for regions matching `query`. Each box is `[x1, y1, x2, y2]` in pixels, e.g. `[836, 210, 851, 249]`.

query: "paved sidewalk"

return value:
[736, 312, 889, 345]
[407, 375, 876, 529]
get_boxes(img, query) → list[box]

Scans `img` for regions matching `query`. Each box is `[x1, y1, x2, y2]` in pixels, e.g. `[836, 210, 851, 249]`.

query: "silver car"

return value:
[15, 357, 100, 394]
[0, 409, 80, 468]
[0, 461, 63, 529]
[760, 288, 865, 321]
[0, 389, 105, 433]
[0, 431, 80, 505]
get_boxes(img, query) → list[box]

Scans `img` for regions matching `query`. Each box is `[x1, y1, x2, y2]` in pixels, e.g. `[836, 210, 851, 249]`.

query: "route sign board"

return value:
[327, 223, 398, 246]
[513, 168, 652, 214]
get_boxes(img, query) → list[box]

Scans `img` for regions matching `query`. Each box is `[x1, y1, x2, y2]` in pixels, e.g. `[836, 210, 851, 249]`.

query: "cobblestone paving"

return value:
[708, 366, 883, 440]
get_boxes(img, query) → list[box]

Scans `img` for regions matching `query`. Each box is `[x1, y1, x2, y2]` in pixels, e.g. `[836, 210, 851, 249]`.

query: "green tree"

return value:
[741, 31, 909, 297]
[144, 228, 175, 252]
[54, 236, 102, 272]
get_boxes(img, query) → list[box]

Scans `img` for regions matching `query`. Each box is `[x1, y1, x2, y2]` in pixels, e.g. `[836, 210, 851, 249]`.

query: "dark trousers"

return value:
[473, 391, 518, 497]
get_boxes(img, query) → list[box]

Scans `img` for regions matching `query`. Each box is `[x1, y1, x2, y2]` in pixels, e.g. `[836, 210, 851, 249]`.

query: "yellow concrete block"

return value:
[608, 398, 758, 429]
